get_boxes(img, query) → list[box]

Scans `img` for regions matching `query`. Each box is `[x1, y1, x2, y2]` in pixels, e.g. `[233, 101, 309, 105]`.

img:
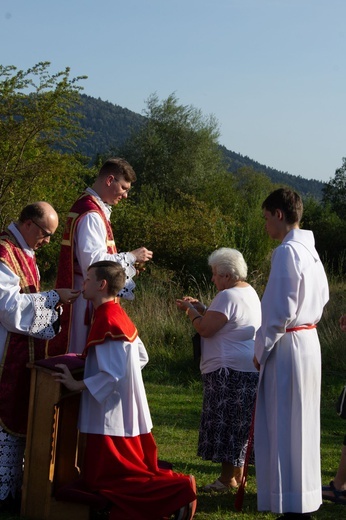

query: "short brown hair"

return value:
[88, 261, 126, 297]
[262, 188, 303, 225]
[98, 158, 136, 183]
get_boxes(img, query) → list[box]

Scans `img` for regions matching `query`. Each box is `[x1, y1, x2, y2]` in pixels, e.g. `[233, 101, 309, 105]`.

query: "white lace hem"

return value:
[29, 291, 60, 339]
[0, 426, 24, 500]
[116, 253, 136, 301]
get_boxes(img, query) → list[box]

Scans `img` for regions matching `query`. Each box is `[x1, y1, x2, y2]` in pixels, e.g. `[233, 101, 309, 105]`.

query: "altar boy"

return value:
[53, 260, 196, 520]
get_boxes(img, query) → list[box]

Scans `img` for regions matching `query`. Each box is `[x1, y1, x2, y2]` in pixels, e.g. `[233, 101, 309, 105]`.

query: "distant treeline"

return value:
[1, 63, 344, 288]
[75, 94, 325, 200]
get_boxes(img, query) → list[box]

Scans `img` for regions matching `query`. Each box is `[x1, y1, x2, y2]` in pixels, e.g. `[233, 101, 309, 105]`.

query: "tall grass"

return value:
[318, 279, 346, 373]
[126, 264, 346, 378]
[122, 265, 202, 386]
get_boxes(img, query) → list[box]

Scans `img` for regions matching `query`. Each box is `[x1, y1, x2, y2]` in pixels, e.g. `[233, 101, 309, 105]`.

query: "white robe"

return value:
[68, 188, 136, 354]
[254, 229, 329, 514]
[78, 336, 153, 437]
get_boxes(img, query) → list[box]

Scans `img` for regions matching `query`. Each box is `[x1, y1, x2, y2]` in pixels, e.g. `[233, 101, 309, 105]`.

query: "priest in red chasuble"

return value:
[0, 202, 80, 508]
[50, 157, 153, 356]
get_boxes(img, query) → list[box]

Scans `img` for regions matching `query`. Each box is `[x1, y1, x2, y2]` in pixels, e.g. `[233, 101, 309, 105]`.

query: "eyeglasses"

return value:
[113, 178, 131, 194]
[31, 220, 54, 238]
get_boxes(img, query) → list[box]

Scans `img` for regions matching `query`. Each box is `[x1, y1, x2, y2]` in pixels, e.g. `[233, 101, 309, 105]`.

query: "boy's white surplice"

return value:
[79, 336, 152, 436]
[254, 229, 329, 514]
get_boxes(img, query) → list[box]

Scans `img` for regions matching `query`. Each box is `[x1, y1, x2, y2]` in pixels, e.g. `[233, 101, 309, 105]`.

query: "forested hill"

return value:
[221, 147, 325, 199]
[76, 94, 325, 199]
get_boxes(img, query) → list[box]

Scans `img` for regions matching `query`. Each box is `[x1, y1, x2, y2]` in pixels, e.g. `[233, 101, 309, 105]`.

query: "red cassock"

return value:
[84, 433, 195, 520]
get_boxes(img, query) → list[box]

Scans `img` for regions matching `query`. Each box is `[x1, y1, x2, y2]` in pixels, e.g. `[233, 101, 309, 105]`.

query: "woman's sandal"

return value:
[322, 480, 346, 504]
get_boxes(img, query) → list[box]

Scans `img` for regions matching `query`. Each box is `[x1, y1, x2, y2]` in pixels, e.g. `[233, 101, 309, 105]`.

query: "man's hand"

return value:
[55, 289, 81, 305]
[130, 247, 153, 263]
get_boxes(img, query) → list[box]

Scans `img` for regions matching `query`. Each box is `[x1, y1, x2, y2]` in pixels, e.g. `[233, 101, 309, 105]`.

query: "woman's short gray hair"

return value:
[208, 248, 248, 281]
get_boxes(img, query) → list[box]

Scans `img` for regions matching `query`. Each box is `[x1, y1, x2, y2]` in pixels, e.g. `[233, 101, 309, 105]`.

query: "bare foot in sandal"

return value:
[322, 480, 346, 504]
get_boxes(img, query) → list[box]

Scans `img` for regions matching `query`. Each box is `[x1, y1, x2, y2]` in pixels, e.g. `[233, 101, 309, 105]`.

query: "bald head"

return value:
[17, 201, 59, 250]
[19, 201, 58, 225]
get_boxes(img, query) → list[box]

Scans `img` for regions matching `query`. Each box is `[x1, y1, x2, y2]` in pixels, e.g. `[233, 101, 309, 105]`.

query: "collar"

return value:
[86, 187, 112, 220]
[8, 222, 35, 258]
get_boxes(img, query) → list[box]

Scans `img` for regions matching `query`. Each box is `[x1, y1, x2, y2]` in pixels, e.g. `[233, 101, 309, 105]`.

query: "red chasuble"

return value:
[0, 231, 46, 435]
[48, 192, 117, 355]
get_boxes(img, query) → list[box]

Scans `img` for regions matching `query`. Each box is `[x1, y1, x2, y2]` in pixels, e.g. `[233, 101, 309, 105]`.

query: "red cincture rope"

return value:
[286, 324, 317, 332]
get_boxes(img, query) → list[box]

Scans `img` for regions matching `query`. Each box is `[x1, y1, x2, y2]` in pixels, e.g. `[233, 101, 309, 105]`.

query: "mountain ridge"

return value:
[75, 94, 325, 199]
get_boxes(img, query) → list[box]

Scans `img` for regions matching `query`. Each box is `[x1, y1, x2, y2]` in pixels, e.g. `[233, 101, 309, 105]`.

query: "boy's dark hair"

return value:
[98, 157, 136, 183]
[262, 188, 303, 224]
[88, 261, 126, 297]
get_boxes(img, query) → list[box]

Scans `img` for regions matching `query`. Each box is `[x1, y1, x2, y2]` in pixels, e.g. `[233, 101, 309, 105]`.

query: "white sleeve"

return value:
[254, 245, 300, 364]
[137, 337, 149, 369]
[83, 340, 127, 403]
[208, 290, 235, 320]
[0, 263, 60, 339]
[75, 212, 136, 300]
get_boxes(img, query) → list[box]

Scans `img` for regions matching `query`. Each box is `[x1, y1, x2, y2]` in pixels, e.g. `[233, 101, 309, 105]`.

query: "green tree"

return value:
[114, 96, 280, 286]
[112, 184, 236, 285]
[0, 61, 87, 227]
[303, 195, 346, 276]
[118, 93, 226, 201]
[229, 168, 276, 285]
[322, 157, 346, 220]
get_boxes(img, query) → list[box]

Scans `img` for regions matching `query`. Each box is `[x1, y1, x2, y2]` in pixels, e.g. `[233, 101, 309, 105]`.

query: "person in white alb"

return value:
[49, 157, 153, 355]
[0, 202, 80, 510]
[253, 188, 329, 520]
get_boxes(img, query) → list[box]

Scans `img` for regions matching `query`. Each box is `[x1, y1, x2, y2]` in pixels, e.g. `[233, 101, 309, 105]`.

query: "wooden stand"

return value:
[21, 359, 89, 520]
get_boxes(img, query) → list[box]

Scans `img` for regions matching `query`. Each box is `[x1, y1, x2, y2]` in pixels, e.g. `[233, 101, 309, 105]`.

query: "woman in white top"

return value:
[177, 248, 261, 492]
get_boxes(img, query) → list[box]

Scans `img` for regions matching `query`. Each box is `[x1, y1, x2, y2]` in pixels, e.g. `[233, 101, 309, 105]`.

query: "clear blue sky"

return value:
[1, 0, 345, 183]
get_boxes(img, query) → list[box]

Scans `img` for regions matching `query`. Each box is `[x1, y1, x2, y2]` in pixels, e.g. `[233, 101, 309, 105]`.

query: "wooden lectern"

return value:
[21, 355, 90, 520]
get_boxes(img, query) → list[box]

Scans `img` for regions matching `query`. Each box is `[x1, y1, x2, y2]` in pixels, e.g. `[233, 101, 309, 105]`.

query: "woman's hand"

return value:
[176, 299, 193, 312]
[176, 296, 206, 314]
[340, 314, 346, 332]
[177, 296, 226, 337]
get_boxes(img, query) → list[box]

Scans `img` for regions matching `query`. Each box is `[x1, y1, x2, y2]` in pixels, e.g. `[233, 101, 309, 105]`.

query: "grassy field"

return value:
[5, 376, 345, 520]
[3, 270, 346, 519]
[145, 373, 346, 520]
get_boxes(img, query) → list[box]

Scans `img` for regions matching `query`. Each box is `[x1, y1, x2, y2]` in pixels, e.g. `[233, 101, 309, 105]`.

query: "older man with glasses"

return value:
[0, 201, 80, 510]
[49, 157, 153, 356]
